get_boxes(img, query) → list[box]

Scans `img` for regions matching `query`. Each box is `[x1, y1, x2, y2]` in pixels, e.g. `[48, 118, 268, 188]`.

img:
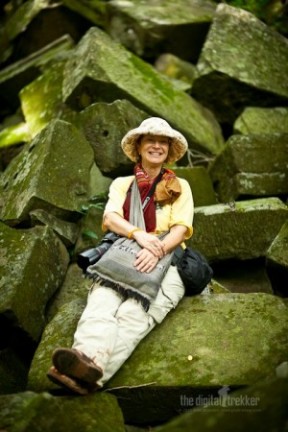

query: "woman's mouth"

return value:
[149, 151, 162, 156]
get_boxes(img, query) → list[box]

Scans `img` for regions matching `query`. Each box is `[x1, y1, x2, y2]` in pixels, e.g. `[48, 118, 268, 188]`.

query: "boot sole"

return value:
[52, 348, 103, 384]
[47, 366, 89, 395]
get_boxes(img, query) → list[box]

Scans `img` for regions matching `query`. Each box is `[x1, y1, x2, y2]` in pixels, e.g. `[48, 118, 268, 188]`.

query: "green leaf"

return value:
[82, 229, 99, 240]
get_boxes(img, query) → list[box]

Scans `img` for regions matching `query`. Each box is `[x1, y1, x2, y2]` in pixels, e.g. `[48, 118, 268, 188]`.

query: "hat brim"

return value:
[121, 127, 188, 164]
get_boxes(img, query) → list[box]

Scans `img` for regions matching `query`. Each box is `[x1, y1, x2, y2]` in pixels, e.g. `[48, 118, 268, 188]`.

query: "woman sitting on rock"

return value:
[47, 117, 194, 394]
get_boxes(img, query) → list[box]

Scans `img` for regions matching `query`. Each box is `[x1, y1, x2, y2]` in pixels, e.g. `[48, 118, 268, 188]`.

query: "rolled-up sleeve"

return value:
[103, 176, 134, 223]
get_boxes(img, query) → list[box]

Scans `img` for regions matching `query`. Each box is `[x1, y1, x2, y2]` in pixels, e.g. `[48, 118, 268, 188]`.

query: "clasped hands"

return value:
[132, 230, 165, 273]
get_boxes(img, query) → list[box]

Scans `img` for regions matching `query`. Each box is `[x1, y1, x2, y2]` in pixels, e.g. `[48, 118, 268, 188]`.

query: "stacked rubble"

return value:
[0, 1, 287, 431]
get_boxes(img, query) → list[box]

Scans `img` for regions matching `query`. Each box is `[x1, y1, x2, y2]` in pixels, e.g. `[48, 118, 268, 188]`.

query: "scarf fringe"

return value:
[91, 275, 151, 312]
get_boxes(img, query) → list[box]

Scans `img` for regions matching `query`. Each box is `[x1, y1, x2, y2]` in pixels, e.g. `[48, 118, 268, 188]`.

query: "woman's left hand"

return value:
[134, 248, 159, 273]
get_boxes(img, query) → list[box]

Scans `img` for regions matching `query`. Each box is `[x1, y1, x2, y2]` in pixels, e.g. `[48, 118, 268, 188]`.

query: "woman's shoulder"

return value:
[110, 175, 134, 191]
[175, 176, 193, 200]
[176, 176, 188, 184]
[176, 176, 191, 189]
[112, 175, 134, 185]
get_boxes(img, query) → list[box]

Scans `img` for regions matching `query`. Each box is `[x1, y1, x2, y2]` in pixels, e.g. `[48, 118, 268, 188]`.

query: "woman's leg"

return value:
[99, 265, 185, 385]
[148, 265, 185, 325]
[54, 266, 184, 388]
[99, 297, 156, 385]
[72, 284, 123, 371]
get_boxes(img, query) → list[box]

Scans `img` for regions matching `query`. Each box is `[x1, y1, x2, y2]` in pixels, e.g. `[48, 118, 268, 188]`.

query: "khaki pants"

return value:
[73, 265, 184, 386]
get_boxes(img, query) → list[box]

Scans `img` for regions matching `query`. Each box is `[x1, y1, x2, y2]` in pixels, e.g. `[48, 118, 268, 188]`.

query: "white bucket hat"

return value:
[121, 117, 188, 164]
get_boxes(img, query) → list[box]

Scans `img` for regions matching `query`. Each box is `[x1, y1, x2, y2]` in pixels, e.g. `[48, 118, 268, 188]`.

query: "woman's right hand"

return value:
[134, 248, 159, 273]
[132, 230, 165, 258]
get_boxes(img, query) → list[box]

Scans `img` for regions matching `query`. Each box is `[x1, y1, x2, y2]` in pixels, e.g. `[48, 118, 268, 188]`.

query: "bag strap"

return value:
[129, 170, 164, 230]
[141, 169, 163, 210]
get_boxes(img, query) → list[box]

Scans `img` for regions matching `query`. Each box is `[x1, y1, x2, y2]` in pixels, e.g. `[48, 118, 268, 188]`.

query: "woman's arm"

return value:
[134, 224, 188, 273]
[160, 224, 188, 254]
[103, 177, 192, 273]
[103, 212, 165, 258]
[103, 211, 137, 238]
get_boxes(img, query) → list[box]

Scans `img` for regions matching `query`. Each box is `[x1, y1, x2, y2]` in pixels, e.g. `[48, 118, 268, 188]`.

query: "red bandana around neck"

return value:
[123, 163, 181, 232]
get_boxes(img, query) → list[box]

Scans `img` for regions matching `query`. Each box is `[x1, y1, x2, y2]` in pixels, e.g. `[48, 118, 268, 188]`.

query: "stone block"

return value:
[0, 119, 94, 224]
[209, 133, 288, 201]
[234, 107, 288, 135]
[29, 209, 79, 246]
[0, 390, 125, 432]
[20, 59, 77, 138]
[0, 35, 74, 111]
[106, 0, 216, 61]
[155, 377, 288, 432]
[190, 198, 288, 261]
[266, 220, 288, 296]
[107, 293, 288, 423]
[62, 27, 224, 156]
[155, 53, 199, 91]
[173, 166, 217, 207]
[28, 300, 85, 392]
[191, 4, 288, 124]
[0, 222, 69, 341]
[79, 99, 148, 175]
[28, 292, 288, 424]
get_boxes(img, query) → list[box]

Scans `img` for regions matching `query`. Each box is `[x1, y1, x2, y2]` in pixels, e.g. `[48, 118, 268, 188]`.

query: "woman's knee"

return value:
[82, 286, 123, 318]
[148, 266, 185, 324]
[162, 265, 185, 304]
[116, 298, 153, 333]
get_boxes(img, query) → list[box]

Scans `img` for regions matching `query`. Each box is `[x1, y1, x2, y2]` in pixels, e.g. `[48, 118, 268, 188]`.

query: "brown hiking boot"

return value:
[52, 348, 103, 384]
[47, 366, 89, 395]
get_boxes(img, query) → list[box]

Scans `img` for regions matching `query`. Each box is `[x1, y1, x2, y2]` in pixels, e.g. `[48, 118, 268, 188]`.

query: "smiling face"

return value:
[137, 134, 170, 169]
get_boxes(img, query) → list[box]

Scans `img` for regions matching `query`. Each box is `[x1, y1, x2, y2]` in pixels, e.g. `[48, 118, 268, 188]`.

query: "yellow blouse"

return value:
[103, 175, 194, 240]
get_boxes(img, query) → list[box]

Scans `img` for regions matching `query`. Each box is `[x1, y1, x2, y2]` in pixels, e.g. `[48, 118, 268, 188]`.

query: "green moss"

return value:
[63, 27, 224, 155]
[106, 294, 288, 388]
[0, 122, 30, 148]
[0, 391, 125, 431]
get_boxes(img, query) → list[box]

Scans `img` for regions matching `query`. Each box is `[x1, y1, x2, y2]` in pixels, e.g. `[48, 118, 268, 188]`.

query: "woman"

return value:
[47, 117, 194, 394]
